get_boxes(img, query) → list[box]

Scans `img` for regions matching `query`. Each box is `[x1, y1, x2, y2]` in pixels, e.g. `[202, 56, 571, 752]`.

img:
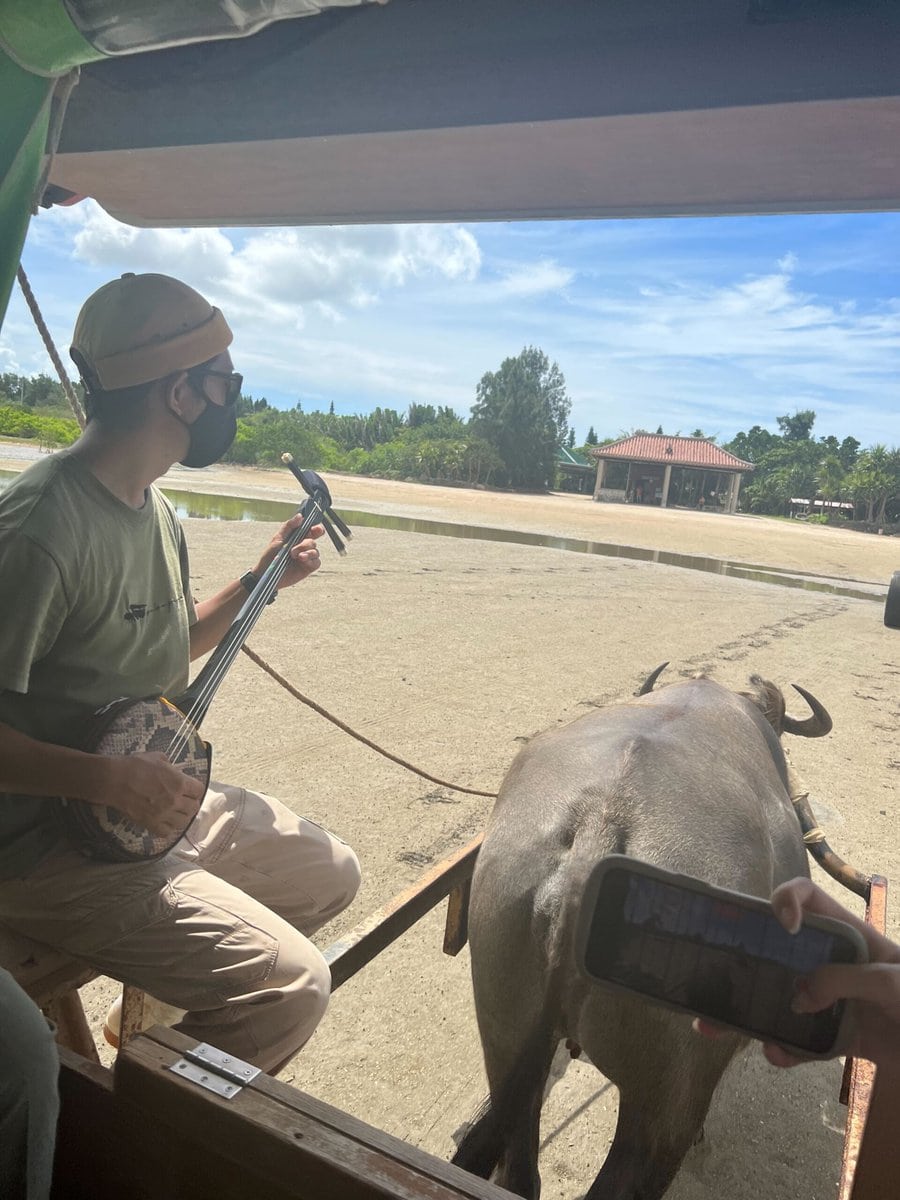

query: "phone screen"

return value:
[583, 866, 860, 1055]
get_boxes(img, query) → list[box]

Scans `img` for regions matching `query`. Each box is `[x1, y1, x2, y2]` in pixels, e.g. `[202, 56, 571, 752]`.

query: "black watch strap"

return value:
[240, 570, 277, 604]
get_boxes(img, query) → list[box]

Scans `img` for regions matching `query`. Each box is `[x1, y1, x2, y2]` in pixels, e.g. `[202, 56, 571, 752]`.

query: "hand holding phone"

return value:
[576, 857, 869, 1060]
[698, 876, 900, 1070]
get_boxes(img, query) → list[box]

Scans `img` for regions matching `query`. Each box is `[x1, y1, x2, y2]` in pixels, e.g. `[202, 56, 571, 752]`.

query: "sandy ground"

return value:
[2, 449, 898, 1199]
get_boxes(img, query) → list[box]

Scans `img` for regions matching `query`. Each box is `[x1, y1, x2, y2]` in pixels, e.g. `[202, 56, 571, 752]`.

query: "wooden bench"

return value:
[55, 1027, 519, 1200]
[0, 923, 145, 1061]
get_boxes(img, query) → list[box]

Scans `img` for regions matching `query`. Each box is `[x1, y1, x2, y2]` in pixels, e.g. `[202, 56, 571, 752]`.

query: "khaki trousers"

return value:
[0, 784, 361, 1072]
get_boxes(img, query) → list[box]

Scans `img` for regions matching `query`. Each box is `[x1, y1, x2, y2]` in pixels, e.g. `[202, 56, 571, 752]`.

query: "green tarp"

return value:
[0, 0, 101, 331]
[0, 53, 56, 329]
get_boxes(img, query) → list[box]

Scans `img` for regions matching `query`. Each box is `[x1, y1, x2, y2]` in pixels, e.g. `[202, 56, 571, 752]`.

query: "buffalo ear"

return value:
[742, 674, 787, 733]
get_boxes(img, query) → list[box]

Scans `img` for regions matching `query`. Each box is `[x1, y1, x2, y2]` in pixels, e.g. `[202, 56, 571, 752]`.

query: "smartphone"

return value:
[575, 855, 868, 1059]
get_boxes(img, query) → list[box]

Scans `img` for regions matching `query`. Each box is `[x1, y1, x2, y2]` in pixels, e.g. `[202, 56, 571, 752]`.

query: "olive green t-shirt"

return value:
[0, 450, 196, 878]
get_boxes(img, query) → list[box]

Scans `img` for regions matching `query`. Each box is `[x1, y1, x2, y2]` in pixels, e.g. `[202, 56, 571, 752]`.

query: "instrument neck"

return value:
[175, 494, 323, 729]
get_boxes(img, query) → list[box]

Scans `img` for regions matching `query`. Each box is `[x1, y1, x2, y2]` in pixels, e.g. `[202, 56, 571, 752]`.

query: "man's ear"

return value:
[164, 372, 195, 421]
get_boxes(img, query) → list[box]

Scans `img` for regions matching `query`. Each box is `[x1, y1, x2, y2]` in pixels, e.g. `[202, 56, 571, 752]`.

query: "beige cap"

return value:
[70, 272, 233, 391]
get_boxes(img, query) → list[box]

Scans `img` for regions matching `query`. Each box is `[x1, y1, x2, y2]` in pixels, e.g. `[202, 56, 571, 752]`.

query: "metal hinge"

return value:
[168, 1043, 261, 1099]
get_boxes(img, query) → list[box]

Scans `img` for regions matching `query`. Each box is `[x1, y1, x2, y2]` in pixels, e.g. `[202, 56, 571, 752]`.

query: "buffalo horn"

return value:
[636, 662, 669, 696]
[782, 684, 833, 738]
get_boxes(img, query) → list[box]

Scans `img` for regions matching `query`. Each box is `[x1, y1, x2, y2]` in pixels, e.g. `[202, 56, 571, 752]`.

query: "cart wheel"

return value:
[885, 572, 900, 628]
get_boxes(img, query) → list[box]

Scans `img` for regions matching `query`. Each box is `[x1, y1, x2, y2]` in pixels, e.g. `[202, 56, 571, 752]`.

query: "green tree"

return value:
[845, 446, 900, 525]
[585, 426, 598, 446]
[741, 438, 821, 514]
[817, 453, 846, 501]
[471, 346, 570, 488]
[0, 405, 78, 445]
[839, 436, 860, 471]
[0, 372, 69, 414]
[224, 409, 322, 468]
[776, 409, 816, 440]
[566, 427, 576, 449]
[408, 403, 437, 428]
[724, 425, 779, 464]
[234, 392, 271, 417]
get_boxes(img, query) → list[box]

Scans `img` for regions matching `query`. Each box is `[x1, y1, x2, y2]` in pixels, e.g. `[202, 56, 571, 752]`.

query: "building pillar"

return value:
[727, 472, 741, 513]
[592, 456, 606, 500]
[660, 463, 672, 508]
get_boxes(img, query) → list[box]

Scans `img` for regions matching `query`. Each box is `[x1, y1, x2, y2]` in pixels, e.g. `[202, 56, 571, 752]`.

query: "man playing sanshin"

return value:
[0, 272, 360, 1076]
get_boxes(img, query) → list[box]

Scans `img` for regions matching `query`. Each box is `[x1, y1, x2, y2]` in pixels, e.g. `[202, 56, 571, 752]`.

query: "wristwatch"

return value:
[240, 570, 277, 604]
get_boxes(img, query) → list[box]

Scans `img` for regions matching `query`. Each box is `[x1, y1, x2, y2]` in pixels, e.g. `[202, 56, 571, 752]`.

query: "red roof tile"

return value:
[590, 434, 753, 471]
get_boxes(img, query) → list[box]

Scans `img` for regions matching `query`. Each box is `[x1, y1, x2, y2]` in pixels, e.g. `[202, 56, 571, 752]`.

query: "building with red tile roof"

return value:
[589, 434, 753, 512]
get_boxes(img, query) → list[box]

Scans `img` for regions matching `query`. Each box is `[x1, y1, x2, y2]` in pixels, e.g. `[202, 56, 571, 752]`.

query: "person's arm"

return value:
[188, 515, 324, 660]
[0, 532, 204, 837]
[0, 720, 204, 838]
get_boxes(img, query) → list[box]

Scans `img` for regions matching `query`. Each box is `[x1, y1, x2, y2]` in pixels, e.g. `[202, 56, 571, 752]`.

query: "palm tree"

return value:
[817, 453, 845, 502]
[845, 445, 900, 525]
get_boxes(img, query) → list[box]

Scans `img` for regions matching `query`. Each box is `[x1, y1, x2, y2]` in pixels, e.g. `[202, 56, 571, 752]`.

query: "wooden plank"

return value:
[838, 876, 890, 1200]
[0, 923, 96, 1005]
[848, 1066, 900, 1200]
[54, 1050, 156, 1200]
[115, 1026, 513, 1200]
[443, 877, 471, 956]
[46, 991, 100, 1063]
[119, 982, 146, 1047]
[325, 836, 481, 990]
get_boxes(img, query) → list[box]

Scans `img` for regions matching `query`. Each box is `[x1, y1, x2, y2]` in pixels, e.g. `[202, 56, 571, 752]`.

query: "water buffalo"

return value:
[452, 669, 831, 1199]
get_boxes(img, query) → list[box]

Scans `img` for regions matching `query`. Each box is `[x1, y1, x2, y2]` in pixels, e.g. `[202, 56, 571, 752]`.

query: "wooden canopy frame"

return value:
[48, 0, 900, 227]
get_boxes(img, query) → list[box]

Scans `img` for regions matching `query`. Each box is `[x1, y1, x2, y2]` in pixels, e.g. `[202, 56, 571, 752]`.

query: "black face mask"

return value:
[179, 399, 237, 468]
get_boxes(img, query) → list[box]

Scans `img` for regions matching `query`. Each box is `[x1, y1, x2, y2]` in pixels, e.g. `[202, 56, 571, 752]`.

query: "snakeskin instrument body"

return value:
[63, 695, 211, 861]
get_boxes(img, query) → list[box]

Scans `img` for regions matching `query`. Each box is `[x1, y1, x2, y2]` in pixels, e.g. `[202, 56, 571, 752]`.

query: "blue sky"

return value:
[4, 201, 899, 448]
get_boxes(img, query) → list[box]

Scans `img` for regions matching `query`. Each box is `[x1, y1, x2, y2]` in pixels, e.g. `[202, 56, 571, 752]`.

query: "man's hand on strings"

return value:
[254, 517, 325, 591]
[92, 752, 205, 837]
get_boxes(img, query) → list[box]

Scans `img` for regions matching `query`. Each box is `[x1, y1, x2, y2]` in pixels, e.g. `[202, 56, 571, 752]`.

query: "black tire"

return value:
[885, 572, 900, 629]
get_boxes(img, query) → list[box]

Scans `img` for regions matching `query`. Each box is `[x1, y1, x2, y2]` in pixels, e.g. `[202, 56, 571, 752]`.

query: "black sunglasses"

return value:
[187, 367, 243, 407]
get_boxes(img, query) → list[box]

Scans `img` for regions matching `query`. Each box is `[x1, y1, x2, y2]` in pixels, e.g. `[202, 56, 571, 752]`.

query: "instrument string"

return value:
[164, 499, 324, 761]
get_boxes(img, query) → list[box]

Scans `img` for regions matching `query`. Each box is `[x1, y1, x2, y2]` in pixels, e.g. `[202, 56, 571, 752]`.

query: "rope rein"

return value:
[241, 645, 496, 797]
[17, 268, 497, 800]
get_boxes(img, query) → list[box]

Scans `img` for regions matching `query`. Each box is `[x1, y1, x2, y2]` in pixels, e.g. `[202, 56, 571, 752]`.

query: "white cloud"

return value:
[777, 251, 799, 273]
[72, 207, 235, 281]
[68, 203, 481, 319]
[570, 264, 900, 373]
[492, 259, 575, 298]
[11, 209, 900, 447]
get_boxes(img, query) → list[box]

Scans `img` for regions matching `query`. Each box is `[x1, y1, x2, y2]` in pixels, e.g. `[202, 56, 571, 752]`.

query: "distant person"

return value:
[0, 969, 59, 1199]
[697, 495, 705, 511]
[634, 484, 644, 504]
[0, 272, 360, 1074]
